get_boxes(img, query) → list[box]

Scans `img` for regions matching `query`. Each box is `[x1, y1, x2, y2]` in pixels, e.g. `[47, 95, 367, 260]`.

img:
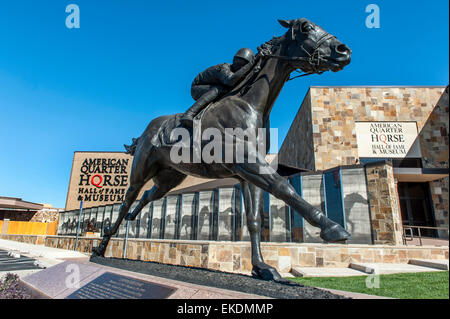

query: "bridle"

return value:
[258, 30, 336, 81]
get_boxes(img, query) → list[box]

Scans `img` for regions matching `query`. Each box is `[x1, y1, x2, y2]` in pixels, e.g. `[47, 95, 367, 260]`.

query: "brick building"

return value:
[57, 86, 449, 247]
[279, 86, 449, 241]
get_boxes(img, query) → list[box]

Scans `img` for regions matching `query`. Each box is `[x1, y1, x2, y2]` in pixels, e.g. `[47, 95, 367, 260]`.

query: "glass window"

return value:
[68, 211, 77, 235]
[72, 210, 81, 236]
[118, 202, 136, 238]
[269, 194, 291, 242]
[82, 208, 91, 233]
[235, 186, 249, 241]
[127, 202, 140, 238]
[301, 174, 325, 243]
[139, 203, 151, 238]
[179, 193, 196, 240]
[289, 175, 304, 243]
[324, 170, 345, 227]
[111, 204, 120, 237]
[102, 205, 113, 237]
[96, 207, 105, 234]
[217, 188, 235, 241]
[164, 196, 179, 239]
[340, 168, 372, 244]
[57, 212, 65, 235]
[89, 207, 98, 232]
[151, 198, 165, 239]
[197, 191, 215, 240]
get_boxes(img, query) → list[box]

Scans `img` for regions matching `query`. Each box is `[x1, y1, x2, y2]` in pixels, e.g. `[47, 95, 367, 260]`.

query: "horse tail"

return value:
[124, 137, 139, 155]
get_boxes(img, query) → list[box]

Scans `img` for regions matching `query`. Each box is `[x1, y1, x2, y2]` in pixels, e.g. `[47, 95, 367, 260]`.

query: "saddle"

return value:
[123, 102, 213, 155]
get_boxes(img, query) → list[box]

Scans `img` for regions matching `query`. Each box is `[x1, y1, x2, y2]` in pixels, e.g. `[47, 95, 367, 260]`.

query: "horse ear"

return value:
[278, 19, 292, 28]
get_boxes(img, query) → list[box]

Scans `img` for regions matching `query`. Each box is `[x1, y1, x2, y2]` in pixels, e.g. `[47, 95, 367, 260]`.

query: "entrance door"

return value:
[398, 182, 436, 237]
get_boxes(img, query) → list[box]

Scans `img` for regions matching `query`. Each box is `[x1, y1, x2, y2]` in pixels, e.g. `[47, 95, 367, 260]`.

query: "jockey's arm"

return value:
[219, 61, 254, 87]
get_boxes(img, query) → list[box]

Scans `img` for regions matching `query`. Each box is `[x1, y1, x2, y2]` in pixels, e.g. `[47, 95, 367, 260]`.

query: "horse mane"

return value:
[227, 35, 285, 96]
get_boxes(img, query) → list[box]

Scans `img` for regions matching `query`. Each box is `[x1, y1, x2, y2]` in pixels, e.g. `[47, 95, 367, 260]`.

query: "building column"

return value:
[365, 162, 404, 245]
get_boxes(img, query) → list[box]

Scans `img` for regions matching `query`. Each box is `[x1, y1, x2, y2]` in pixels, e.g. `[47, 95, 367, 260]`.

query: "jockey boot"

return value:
[180, 89, 219, 128]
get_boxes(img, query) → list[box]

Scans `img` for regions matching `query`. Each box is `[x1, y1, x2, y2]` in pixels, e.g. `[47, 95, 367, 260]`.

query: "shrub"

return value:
[0, 273, 31, 299]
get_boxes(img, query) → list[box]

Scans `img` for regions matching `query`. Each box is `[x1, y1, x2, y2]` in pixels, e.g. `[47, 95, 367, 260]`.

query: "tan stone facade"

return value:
[2, 235, 448, 274]
[430, 177, 450, 239]
[279, 86, 449, 241]
[280, 86, 447, 170]
[365, 162, 403, 245]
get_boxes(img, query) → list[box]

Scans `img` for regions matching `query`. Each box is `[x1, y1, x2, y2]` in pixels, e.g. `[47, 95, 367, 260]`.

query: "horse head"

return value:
[275, 18, 351, 74]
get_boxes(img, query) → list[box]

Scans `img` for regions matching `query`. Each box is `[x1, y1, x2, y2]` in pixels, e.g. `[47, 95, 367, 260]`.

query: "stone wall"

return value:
[30, 209, 60, 223]
[278, 90, 315, 170]
[365, 162, 404, 245]
[279, 86, 447, 171]
[419, 86, 449, 169]
[430, 177, 449, 239]
[2, 234, 447, 275]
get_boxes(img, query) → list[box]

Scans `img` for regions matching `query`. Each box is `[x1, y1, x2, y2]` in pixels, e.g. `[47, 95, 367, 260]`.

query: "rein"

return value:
[258, 32, 335, 81]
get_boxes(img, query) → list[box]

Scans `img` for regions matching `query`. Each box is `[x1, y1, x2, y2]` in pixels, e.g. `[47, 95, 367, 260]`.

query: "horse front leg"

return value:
[92, 182, 143, 257]
[234, 159, 350, 244]
[241, 181, 287, 282]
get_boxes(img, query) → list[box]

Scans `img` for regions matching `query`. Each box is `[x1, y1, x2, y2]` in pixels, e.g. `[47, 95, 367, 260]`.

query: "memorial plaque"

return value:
[66, 272, 176, 299]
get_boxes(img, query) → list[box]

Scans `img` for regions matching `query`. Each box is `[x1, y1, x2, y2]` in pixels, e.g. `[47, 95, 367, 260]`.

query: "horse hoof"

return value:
[91, 247, 105, 257]
[320, 223, 351, 242]
[252, 265, 284, 282]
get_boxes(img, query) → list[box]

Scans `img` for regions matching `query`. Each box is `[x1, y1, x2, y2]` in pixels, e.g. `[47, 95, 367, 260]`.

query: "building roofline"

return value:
[309, 85, 447, 88]
[0, 196, 44, 210]
[73, 151, 128, 154]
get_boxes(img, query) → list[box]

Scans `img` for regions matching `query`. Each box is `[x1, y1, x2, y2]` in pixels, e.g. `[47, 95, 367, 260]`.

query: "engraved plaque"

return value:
[66, 272, 176, 299]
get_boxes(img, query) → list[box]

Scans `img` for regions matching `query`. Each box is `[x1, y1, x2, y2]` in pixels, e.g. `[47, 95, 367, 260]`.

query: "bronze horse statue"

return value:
[93, 18, 352, 282]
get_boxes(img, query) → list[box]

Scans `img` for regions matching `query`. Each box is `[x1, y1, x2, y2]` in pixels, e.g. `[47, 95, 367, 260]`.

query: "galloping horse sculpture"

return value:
[93, 18, 352, 282]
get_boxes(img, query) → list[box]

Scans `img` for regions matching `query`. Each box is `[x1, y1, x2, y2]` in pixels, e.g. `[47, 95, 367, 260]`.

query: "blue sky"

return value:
[0, 0, 448, 208]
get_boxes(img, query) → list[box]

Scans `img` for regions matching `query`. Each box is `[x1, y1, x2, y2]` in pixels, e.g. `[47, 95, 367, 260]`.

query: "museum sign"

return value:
[355, 121, 422, 158]
[65, 152, 133, 210]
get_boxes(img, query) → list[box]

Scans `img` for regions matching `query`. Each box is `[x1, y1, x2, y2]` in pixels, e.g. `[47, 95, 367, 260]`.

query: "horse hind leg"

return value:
[92, 168, 186, 257]
[241, 181, 288, 283]
[92, 153, 159, 256]
[125, 169, 187, 221]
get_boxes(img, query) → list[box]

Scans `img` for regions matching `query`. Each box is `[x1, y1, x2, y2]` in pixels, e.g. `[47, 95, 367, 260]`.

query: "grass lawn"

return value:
[288, 271, 449, 299]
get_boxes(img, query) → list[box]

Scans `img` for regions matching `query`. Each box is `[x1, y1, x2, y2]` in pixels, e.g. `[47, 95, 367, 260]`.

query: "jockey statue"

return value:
[179, 47, 256, 127]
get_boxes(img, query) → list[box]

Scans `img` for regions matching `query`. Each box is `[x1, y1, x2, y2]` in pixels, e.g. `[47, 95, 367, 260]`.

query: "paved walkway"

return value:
[403, 237, 448, 247]
[0, 239, 89, 279]
[1, 239, 391, 299]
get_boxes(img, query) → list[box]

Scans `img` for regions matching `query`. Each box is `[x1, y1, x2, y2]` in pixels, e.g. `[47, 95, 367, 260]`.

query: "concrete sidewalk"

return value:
[1, 238, 391, 299]
[0, 238, 89, 279]
[0, 239, 89, 260]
